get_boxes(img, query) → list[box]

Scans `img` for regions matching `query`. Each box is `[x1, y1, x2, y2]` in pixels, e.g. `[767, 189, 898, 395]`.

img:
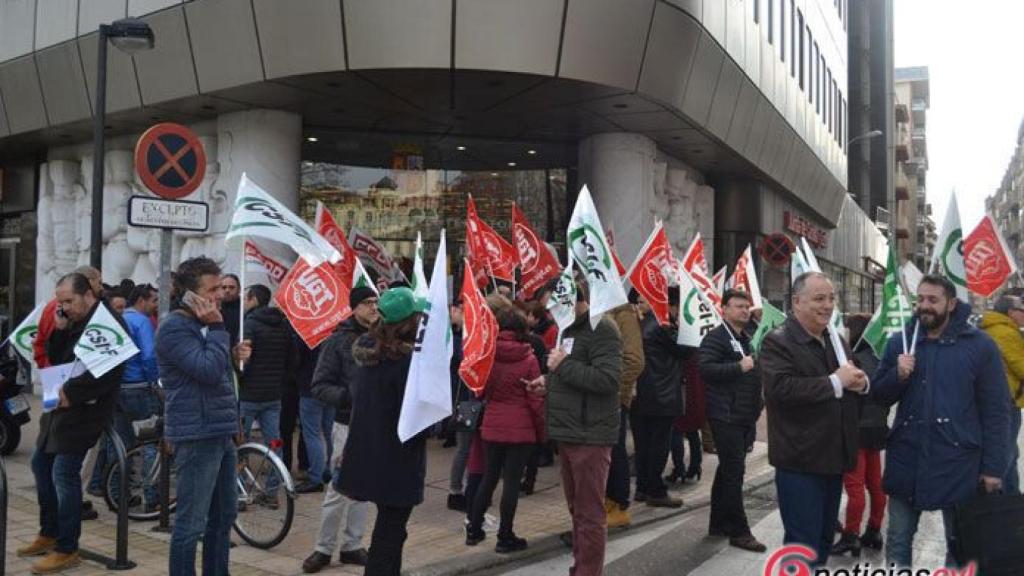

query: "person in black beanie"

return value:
[302, 286, 379, 572]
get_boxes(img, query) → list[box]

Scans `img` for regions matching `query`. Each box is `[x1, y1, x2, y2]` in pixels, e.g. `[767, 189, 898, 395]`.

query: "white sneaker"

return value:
[483, 513, 498, 532]
[463, 514, 499, 533]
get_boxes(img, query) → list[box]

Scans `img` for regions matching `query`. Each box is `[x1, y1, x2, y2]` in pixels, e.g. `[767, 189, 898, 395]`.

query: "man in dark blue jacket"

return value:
[157, 257, 250, 576]
[699, 289, 765, 552]
[873, 274, 1010, 568]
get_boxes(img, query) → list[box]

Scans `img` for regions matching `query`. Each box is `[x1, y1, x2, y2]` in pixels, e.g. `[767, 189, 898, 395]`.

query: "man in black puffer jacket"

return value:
[302, 286, 378, 573]
[634, 289, 690, 509]
[699, 289, 765, 553]
[239, 284, 292, 465]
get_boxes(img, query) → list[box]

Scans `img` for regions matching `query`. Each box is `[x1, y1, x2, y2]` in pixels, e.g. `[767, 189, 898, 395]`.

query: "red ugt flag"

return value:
[627, 223, 675, 325]
[458, 260, 498, 397]
[466, 195, 518, 286]
[512, 203, 561, 300]
[275, 257, 352, 349]
[315, 202, 358, 287]
[965, 214, 1018, 298]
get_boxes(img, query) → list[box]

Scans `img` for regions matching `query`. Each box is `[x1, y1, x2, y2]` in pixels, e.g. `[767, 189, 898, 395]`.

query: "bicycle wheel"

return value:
[104, 440, 176, 521]
[233, 442, 294, 549]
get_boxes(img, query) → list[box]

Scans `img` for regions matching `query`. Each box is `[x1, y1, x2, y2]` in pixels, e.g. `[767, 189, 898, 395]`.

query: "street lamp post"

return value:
[89, 18, 155, 269]
[847, 129, 884, 148]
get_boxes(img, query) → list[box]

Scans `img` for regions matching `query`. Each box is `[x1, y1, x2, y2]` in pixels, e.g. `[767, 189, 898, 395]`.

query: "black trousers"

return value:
[669, 428, 702, 475]
[469, 442, 532, 538]
[366, 504, 414, 576]
[279, 388, 307, 472]
[635, 415, 674, 499]
[708, 418, 754, 537]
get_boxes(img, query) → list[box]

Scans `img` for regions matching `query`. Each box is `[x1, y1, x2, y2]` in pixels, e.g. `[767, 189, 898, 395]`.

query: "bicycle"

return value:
[104, 389, 296, 549]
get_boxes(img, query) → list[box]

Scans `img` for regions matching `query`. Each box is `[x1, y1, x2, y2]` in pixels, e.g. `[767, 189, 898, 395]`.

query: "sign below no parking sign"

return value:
[134, 122, 206, 200]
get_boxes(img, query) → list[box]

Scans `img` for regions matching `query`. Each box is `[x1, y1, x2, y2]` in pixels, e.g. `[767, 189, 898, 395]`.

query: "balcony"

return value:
[895, 103, 910, 124]
[912, 98, 927, 125]
[896, 143, 910, 162]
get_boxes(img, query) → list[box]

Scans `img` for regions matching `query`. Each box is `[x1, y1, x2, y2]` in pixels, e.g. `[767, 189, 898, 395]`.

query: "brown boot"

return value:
[606, 503, 632, 528]
[31, 550, 81, 574]
[16, 535, 57, 557]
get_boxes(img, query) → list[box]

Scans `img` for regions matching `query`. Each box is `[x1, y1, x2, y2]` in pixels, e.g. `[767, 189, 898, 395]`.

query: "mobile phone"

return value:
[181, 290, 204, 311]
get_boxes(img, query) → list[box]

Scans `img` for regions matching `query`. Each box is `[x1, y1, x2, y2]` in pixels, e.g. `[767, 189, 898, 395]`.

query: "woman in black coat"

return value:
[336, 287, 425, 576]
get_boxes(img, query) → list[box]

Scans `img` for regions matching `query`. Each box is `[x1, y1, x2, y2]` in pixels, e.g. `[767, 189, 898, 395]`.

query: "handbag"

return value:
[952, 488, 1024, 574]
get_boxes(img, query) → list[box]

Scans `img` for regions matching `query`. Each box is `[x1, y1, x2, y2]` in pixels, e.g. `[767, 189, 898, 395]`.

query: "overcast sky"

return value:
[894, 0, 1024, 231]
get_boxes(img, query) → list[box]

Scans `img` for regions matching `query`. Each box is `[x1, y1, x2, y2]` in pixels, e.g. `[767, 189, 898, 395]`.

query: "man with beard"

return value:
[220, 274, 242, 345]
[873, 275, 1009, 567]
[759, 271, 868, 566]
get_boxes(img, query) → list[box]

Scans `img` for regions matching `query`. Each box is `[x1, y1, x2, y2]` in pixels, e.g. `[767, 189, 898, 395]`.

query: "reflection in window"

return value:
[300, 163, 568, 270]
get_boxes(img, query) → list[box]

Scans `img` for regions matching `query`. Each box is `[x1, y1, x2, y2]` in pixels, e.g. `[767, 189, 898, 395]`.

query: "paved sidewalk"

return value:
[2, 394, 772, 575]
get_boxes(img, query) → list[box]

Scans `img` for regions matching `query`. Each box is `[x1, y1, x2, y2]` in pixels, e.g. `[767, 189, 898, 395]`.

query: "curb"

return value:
[408, 466, 778, 576]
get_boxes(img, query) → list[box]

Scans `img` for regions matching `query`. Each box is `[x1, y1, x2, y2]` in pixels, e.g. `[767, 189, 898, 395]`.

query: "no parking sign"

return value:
[134, 122, 206, 199]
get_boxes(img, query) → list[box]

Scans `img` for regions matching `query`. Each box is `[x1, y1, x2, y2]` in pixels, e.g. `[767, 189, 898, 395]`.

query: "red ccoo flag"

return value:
[315, 201, 358, 287]
[275, 257, 352, 349]
[466, 195, 518, 287]
[458, 259, 498, 396]
[964, 214, 1018, 298]
[512, 203, 561, 300]
[626, 222, 675, 325]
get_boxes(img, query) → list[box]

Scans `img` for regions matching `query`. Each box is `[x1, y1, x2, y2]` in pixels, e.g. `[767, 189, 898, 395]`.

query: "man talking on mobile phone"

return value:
[156, 257, 251, 576]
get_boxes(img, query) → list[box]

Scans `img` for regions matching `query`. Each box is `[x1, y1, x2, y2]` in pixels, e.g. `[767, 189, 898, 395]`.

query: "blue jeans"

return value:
[885, 496, 957, 568]
[169, 436, 237, 576]
[31, 450, 87, 553]
[774, 468, 843, 566]
[241, 400, 282, 492]
[299, 396, 335, 483]
[1006, 408, 1022, 495]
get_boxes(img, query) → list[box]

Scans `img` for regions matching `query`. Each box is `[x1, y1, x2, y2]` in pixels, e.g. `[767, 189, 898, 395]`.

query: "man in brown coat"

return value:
[604, 293, 646, 527]
[759, 271, 867, 566]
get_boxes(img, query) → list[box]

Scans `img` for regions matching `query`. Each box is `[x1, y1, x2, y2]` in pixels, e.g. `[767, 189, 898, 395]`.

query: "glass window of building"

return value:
[300, 162, 568, 276]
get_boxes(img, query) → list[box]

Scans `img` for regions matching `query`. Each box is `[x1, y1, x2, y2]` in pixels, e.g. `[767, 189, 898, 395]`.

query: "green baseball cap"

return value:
[377, 286, 427, 324]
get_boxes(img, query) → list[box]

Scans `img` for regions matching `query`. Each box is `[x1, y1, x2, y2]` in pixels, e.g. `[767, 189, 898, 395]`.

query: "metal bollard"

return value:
[79, 426, 136, 570]
[1, 456, 7, 576]
[155, 438, 171, 532]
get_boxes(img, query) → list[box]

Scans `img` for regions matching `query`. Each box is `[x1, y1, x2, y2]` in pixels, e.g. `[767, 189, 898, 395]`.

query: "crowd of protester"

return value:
[10, 256, 1023, 576]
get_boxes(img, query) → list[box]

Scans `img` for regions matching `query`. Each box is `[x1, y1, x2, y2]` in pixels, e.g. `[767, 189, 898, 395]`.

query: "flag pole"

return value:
[238, 237, 246, 371]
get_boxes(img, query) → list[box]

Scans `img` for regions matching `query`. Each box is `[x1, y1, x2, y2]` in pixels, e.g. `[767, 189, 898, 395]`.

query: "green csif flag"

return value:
[751, 301, 786, 354]
[862, 246, 913, 357]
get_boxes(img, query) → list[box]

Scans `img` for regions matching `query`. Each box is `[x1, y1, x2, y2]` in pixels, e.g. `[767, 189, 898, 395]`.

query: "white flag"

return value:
[226, 173, 341, 265]
[3, 302, 45, 366]
[399, 230, 453, 442]
[73, 302, 139, 378]
[712, 266, 728, 297]
[412, 232, 429, 300]
[931, 193, 969, 301]
[547, 260, 578, 340]
[901, 261, 924, 296]
[728, 244, 764, 309]
[352, 260, 379, 295]
[567, 185, 628, 328]
[677, 263, 721, 346]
